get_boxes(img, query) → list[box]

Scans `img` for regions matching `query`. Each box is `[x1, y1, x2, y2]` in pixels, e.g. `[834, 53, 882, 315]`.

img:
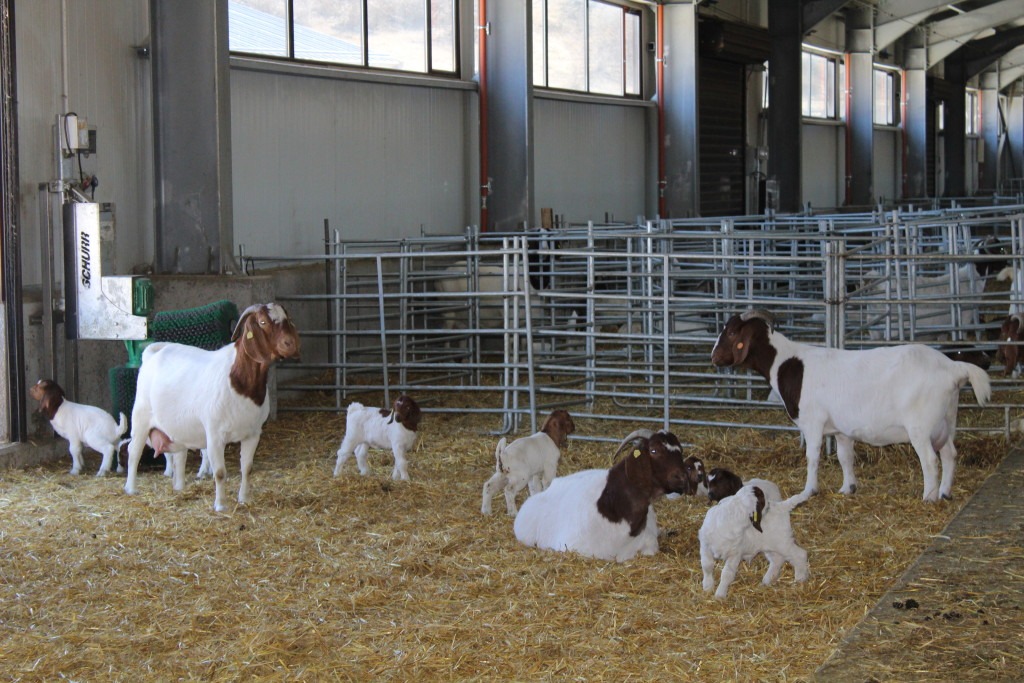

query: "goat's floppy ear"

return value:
[749, 486, 765, 533]
[623, 439, 654, 487]
[733, 322, 758, 366]
[233, 305, 276, 364]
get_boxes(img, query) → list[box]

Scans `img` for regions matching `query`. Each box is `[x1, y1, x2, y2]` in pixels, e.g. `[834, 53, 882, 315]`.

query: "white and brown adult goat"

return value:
[711, 310, 991, 502]
[123, 303, 300, 512]
[513, 429, 702, 562]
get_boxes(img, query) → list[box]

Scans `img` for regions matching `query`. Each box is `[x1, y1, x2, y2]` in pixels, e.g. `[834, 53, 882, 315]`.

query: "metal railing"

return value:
[251, 205, 1024, 441]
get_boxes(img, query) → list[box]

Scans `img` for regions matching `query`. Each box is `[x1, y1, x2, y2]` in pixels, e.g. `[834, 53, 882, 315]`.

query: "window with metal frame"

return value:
[801, 50, 836, 119]
[228, 0, 459, 76]
[966, 89, 980, 135]
[533, 0, 642, 98]
[873, 68, 898, 126]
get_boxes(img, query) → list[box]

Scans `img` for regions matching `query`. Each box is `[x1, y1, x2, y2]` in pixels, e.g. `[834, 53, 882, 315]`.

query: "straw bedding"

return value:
[0, 389, 1016, 681]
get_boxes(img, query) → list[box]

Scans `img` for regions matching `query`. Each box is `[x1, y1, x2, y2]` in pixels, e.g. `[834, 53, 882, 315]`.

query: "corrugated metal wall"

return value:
[533, 96, 651, 225]
[230, 67, 477, 253]
[15, 0, 152, 284]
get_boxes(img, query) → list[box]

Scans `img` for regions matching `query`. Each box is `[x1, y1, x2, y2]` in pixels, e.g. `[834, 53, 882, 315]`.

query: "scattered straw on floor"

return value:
[0, 391, 1017, 681]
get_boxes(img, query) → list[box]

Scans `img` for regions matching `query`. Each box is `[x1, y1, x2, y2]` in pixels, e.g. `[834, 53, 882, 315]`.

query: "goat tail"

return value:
[961, 362, 992, 406]
[117, 412, 128, 438]
[494, 437, 507, 472]
[777, 489, 812, 513]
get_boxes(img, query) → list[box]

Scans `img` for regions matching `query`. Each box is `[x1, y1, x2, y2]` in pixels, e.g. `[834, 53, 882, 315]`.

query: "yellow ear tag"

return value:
[246, 331, 254, 339]
[736, 342, 744, 349]
[632, 448, 641, 458]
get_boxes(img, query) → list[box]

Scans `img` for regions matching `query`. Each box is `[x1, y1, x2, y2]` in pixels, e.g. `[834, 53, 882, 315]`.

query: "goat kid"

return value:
[705, 467, 784, 504]
[481, 409, 575, 515]
[30, 379, 127, 476]
[334, 395, 421, 481]
[699, 484, 809, 599]
[712, 310, 991, 502]
[124, 303, 300, 512]
[513, 429, 693, 562]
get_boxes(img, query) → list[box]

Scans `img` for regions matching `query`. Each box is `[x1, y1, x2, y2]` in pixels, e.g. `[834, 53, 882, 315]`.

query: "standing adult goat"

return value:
[124, 303, 300, 512]
[711, 309, 991, 502]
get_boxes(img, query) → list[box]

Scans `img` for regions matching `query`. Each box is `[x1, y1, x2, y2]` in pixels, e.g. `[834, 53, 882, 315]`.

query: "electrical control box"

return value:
[60, 114, 90, 154]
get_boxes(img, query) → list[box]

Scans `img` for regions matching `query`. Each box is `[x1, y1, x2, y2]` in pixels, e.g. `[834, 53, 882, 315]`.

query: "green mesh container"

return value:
[150, 300, 239, 350]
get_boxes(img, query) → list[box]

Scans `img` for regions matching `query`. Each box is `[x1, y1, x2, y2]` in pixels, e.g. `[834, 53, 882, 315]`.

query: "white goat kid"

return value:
[123, 303, 301, 512]
[712, 309, 992, 502]
[481, 409, 575, 515]
[699, 484, 809, 599]
[334, 395, 421, 481]
[30, 379, 127, 476]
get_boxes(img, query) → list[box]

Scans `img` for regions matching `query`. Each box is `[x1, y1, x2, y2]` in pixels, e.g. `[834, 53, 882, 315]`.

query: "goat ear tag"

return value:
[246, 331, 254, 339]
[632, 448, 641, 458]
[736, 342, 744, 350]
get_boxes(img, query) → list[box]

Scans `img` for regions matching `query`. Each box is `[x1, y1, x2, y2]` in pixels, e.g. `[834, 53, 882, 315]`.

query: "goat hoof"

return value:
[941, 492, 953, 501]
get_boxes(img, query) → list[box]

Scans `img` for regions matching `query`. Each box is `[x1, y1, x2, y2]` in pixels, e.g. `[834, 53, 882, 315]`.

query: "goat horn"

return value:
[740, 308, 775, 327]
[611, 428, 654, 461]
[231, 304, 264, 342]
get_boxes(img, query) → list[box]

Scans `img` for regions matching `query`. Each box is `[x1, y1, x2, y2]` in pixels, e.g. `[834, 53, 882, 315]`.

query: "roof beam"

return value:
[958, 26, 1024, 80]
[927, 0, 1024, 44]
[802, 0, 850, 35]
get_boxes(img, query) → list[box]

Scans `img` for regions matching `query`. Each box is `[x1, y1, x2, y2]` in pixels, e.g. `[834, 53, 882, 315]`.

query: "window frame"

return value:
[966, 89, 981, 136]
[801, 48, 838, 120]
[872, 66, 900, 127]
[532, 0, 644, 99]
[228, 0, 461, 78]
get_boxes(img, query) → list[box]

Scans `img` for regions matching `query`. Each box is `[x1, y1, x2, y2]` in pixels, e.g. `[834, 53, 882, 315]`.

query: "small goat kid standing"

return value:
[334, 395, 421, 481]
[481, 409, 575, 515]
[699, 484, 810, 599]
[30, 379, 127, 476]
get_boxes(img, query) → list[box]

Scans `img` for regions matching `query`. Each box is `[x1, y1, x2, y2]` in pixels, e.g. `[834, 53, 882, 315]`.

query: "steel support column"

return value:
[151, 0, 235, 273]
[903, 35, 928, 198]
[980, 72, 1001, 193]
[485, 0, 533, 232]
[846, 7, 874, 207]
[767, 0, 802, 213]
[662, 3, 699, 218]
[943, 79, 967, 197]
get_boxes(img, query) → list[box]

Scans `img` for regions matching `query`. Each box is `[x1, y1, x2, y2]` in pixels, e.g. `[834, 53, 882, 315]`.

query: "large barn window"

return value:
[873, 68, 898, 126]
[966, 89, 980, 135]
[229, 0, 459, 76]
[533, 0, 642, 98]
[801, 50, 836, 119]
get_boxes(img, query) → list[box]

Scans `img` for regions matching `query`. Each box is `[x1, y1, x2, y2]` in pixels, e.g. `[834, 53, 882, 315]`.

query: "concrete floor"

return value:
[814, 445, 1024, 681]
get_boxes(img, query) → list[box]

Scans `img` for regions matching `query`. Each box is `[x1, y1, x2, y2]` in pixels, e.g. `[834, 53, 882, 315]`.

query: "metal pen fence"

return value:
[255, 204, 1024, 442]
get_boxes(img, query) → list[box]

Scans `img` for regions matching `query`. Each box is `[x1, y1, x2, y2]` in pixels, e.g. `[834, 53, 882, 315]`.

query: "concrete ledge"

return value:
[0, 437, 64, 470]
[814, 445, 1024, 681]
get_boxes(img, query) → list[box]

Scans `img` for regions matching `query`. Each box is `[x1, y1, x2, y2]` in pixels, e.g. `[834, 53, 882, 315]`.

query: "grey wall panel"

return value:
[874, 129, 900, 203]
[16, 0, 152, 285]
[801, 123, 841, 210]
[534, 97, 650, 225]
[231, 68, 473, 255]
